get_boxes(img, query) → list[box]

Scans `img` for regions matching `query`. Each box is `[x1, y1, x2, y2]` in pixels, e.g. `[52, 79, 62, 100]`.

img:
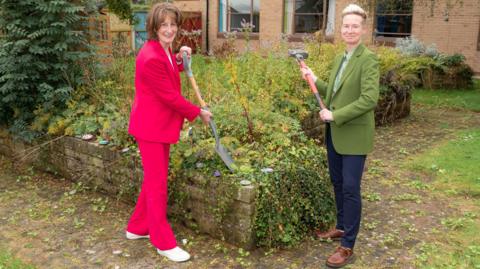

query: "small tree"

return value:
[0, 0, 99, 139]
[0, 0, 133, 140]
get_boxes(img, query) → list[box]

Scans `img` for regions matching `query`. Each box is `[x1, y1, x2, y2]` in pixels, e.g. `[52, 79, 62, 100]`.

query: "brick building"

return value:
[171, 0, 480, 75]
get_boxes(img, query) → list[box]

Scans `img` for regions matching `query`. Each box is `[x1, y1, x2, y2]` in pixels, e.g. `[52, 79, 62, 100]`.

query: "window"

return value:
[283, 0, 330, 35]
[375, 0, 413, 38]
[218, 0, 260, 33]
[87, 17, 108, 42]
[477, 23, 480, 51]
[97, 20, 108, 41]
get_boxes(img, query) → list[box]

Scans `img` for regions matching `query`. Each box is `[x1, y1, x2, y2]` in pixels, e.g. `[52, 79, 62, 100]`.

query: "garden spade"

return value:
[288, 49, 327, 110]
[182, 52, 235, 172]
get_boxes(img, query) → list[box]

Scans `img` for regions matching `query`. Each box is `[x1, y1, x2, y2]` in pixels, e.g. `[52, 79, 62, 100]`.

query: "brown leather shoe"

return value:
[314, 228, 344, 240]
[326, 246, 354, 268]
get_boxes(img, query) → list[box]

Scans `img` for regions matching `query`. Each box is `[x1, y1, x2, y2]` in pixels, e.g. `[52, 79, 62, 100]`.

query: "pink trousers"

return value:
[126, 139, 177, 250]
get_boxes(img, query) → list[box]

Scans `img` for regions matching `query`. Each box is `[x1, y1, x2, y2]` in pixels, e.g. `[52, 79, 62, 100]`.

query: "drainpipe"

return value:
[206, 0, 209, 53]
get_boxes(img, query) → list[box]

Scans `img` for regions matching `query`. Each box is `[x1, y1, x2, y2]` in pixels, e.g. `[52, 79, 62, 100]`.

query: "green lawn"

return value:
[412, 80, 480, 111]
[0, 250, 35, 269]
[406, 128, 480, 268]
[408, 129, 480, 197]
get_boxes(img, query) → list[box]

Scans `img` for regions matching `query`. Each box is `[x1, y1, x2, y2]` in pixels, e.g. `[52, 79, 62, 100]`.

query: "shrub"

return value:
[395, 36, 438, 57]
[0, 0, 135, 140]
[395, 36, 473, 89]
[0, 0, 97, 140]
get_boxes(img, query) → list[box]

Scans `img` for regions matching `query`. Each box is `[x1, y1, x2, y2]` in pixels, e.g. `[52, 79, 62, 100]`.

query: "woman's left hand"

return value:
[177, 46, 192, 61]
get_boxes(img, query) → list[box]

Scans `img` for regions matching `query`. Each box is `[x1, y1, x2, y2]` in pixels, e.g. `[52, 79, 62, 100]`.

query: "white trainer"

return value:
[157, 246, 191, 262]
[125, 231, 149, 240]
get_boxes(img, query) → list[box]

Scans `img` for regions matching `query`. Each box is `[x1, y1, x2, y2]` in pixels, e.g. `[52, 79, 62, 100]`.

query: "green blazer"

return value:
[315, 44, 380, 155]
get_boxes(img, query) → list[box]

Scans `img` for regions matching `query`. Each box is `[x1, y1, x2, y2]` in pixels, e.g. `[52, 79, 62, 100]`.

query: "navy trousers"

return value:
[326, 124, 366, 249]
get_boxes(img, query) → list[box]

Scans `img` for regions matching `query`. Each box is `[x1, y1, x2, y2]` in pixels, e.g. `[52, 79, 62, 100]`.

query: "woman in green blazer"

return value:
[301, 4, 379, 268]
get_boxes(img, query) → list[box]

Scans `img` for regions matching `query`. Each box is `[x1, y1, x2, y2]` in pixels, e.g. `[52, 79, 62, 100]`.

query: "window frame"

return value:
[283, 0, 328, 42]
[477, 23, 480, 51]
[218, 0, 260, 38]
[374, 1, 413, 42]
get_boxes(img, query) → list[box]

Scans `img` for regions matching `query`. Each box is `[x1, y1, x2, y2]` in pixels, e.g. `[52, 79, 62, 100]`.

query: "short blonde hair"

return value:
[342, 4, 367, 21]
[146, 2, 182, 40]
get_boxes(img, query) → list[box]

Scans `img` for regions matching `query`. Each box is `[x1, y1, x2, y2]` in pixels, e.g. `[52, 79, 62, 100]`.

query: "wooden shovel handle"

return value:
[182, 52, 208, 108]
[188, 76, 207, 108]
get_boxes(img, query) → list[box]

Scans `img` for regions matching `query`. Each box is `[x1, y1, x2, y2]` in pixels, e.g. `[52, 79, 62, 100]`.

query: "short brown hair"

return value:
[146, 2, 182, 40]
[342, 4, 367, 21]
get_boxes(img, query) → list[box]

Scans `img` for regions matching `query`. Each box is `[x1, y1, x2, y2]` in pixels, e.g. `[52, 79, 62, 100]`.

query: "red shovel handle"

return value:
[298, 60, 327, 110]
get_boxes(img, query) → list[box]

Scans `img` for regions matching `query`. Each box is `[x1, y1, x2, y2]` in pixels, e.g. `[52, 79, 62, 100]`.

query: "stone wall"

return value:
[0, 131, 257, 249]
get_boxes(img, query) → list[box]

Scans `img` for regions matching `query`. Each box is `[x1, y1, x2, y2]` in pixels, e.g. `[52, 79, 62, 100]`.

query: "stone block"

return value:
[235, 184, 257, 203]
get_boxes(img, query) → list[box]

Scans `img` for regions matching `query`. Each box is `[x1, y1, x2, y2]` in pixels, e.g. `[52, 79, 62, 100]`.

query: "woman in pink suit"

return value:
[125, 2, 212, 262]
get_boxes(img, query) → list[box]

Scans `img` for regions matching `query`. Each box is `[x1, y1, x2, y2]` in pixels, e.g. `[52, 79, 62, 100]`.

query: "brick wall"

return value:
[412, 0, 480, 75]
[177, 0, 480, 75]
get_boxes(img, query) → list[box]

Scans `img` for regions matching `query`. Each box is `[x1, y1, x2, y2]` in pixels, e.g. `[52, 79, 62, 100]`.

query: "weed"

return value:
[391, 193, 422, 203]
[63, 207, 76, 215]
[398, 148, 409, 155]
[25, 231, 38, 238]
[64, 182, 88, 197]
[91, 197, 108, 213]
[407, 180, 432, 190]
[363, 192, 382, 202]
[214, 243, 228, 254]
[73, 217, 85, 229]
[401, 222, 418, 233]
[15, 175, 31, 183]
[381, 231, 403, 248]
[440, 217, 471, 230]
[364, 220, 379, 230]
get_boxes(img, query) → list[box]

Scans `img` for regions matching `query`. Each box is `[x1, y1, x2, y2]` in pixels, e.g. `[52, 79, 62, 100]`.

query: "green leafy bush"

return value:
[0, 0, 135, 140]
[0, 0, 96, 140]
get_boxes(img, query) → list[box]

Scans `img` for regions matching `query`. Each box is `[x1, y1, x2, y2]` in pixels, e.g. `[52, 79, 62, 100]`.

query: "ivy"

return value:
[105, 0, 134, 24]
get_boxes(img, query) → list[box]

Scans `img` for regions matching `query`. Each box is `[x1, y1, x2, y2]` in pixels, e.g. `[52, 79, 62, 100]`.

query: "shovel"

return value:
[288, 49, 327, 110]
[182, 52, 235, 172]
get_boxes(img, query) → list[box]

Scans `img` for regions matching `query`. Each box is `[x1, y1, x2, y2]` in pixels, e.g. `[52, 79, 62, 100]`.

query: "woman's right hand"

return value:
[300, 66, 317, 82]
[199, 109, 213, 125]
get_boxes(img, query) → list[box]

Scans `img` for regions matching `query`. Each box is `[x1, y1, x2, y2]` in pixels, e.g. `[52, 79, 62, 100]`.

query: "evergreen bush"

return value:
[0, 0, 96, 140]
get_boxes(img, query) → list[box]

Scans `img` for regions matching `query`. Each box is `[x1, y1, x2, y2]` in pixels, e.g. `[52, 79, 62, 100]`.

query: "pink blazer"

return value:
[128, 40, 200, 144]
